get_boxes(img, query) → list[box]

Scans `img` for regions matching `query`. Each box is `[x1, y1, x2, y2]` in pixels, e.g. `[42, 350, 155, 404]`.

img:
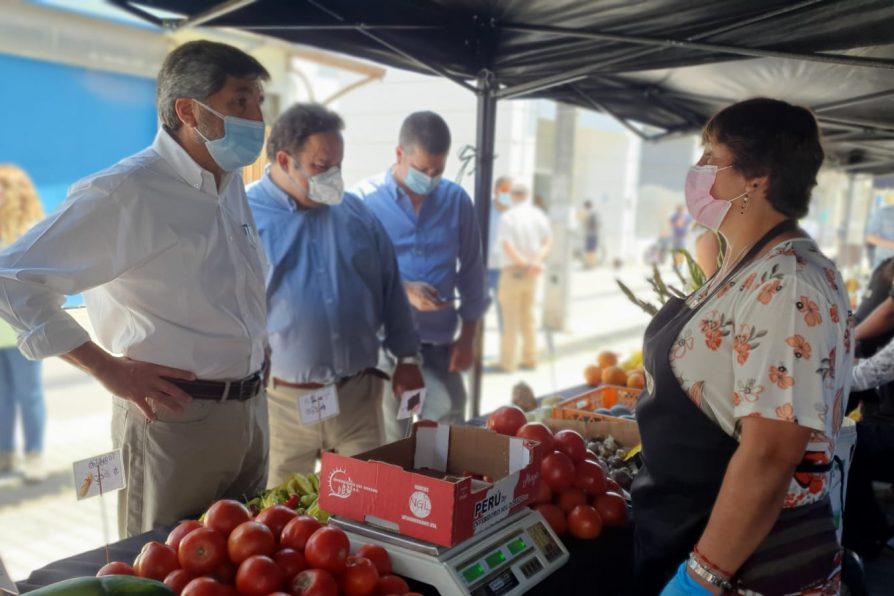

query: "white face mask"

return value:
[288, 162, 344, 206]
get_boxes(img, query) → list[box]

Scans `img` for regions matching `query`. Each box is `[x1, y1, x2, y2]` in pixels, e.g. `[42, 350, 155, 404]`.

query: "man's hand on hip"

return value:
[97, 356, 195, 420]
[392, 363, 425, 398]
[405, 281, 450, 312]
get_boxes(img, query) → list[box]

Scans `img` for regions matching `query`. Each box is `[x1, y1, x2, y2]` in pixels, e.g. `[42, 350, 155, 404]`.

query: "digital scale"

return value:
[330, 507, 569, 595]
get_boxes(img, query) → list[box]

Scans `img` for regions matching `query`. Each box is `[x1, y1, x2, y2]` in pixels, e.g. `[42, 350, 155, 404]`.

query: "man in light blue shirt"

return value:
[248, 104, 423, 484]
[353, 111, 489, 440]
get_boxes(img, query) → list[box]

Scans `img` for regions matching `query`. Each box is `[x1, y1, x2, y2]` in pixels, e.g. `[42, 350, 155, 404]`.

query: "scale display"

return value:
[331, 508, 569, 596]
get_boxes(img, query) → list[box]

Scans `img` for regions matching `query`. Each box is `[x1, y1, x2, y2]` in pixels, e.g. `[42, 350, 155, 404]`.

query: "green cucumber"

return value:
[27, 576, 173, 596]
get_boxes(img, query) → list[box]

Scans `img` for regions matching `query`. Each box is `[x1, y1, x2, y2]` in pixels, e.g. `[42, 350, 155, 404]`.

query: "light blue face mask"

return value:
[497, 192, 512, 207]
[194, 101, 265, 171]
[404, 166, 441, 196]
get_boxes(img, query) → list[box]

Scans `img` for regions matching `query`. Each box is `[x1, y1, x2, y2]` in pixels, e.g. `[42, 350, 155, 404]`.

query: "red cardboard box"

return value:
[319, 422, 543, 547]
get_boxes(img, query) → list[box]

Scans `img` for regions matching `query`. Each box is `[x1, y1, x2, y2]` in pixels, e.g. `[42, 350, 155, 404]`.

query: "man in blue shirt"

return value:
[866, 202, 894, 269]
[247, 104, 423, 484]
[353, 111, 489, 441]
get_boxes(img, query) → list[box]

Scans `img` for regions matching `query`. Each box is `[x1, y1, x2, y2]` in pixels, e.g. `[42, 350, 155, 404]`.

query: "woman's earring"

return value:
[739, 193, 749, 215]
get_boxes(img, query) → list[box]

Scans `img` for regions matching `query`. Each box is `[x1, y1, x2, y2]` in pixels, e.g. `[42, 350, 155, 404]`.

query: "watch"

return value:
[396, 354, 423, 366]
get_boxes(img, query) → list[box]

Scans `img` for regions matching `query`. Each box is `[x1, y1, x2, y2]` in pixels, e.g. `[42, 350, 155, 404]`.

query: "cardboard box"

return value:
[544, 418, 640, 448]
[319, 422, 543, 547]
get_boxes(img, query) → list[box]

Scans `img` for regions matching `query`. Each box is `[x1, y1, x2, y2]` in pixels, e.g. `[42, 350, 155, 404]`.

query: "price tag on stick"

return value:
[0, 553, 18, 595]
[398, 388, 426, 420]
[297, 385, 339, 425]
[72, 449, 126, 501]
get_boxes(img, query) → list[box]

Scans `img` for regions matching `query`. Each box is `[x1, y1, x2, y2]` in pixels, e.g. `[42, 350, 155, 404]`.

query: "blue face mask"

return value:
[497, 192, 512, 207]
[404, 166, 441, 196]
[194, 101, 265, 171]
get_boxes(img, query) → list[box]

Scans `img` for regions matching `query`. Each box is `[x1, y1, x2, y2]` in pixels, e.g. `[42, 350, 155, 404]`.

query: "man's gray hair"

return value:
[156, 40, 270, 132]
[399, 111, 451, 155]
[266, 103, 344, 159]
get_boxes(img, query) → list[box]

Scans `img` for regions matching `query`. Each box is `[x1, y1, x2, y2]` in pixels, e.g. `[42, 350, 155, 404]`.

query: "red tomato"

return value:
[540, 450, 575, 492]
[289, 569, 338, 596]
[553, 430, 586, 463]
[574, 459, 608, 496]
[96, 562, 135, 577]
[534, 504, 566, 536]
[209, 563, 236, 585]
[164, 569, 195, 596]
[533, 479, 552, 505]
[236, 555, 285, 596]
[178, 527, 228, 575]
[274, 548, 307, 581]
[340, 556, 379, 596]
[134, 541, 179, 581]
[594, 491, 628, 527]
[355, 544, 391, 576]
[228, 521, 276, 564]
[182, 577, 237, 596]
[556, 488, 587, 513]
[605, 478, 622, 493]
[584, 449, 599, 462]
[485, 406, 527, 436]
[167, 521, 204, 552]
[280, 516, 322, 552]
[375, 575, 409, 595]
[567, 504, 603, 539]
[204, 500, 252, 538]
[255, 505, 298, 542]
[304, 527, 351, 574]
[515, 422, 555, 453]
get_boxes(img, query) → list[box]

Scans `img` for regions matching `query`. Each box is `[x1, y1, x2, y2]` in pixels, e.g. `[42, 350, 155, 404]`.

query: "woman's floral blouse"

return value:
[668, 238, 854, 509]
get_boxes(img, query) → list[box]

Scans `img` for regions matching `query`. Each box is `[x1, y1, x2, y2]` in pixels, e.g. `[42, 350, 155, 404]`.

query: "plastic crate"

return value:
[551, 385, 640, 421]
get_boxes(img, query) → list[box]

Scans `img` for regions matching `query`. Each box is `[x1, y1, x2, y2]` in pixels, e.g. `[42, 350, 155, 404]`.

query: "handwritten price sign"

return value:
[72, 449, 126, 500]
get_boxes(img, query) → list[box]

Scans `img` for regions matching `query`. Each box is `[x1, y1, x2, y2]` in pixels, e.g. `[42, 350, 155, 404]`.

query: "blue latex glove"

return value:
[660, 561, 715, 595]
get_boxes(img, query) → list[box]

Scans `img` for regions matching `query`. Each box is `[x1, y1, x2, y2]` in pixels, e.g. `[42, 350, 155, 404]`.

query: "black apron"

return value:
[631, 220, 840, 594]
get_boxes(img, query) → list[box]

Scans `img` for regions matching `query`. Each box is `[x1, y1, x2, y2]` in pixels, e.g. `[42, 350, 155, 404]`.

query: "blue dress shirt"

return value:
[247, 171, 419, 384]
[352, 169, 489, 345]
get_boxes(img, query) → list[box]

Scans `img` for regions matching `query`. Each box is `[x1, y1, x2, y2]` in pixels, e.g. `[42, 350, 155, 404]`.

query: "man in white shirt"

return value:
[0, 40, 271, 536]
[497, 183, 553, 371]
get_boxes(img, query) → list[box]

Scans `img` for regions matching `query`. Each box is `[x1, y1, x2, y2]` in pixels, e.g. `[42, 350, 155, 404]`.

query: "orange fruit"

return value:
[584, 365, 602, 386]
[626, 372, 645, 389]
[596, 351, 618, 369]
[601, 366, 627, 386]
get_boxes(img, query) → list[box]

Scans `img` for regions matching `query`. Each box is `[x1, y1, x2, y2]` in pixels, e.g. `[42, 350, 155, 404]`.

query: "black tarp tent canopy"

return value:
[111, 0, 894, 413]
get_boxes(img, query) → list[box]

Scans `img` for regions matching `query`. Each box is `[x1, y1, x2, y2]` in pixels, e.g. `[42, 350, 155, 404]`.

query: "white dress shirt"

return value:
[0, 129, 268, 380]
[498, 201, 553, 268]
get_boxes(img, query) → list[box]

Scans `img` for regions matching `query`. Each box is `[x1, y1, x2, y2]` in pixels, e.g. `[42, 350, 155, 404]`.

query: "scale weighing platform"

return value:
[330, 507, 569, 595]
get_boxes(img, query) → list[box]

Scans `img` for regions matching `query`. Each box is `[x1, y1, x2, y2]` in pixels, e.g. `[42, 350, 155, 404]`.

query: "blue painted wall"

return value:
[0, 52, 157, 212]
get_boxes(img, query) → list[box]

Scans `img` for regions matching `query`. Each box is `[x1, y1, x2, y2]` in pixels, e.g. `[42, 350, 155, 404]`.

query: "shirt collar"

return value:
[152, 128, 232, 195]
[385, 167, 406, 202]
[259, 167, 299, 212]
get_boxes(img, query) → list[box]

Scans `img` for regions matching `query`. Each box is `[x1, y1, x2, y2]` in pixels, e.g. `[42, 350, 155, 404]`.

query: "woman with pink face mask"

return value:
[631, 99, 854, 594]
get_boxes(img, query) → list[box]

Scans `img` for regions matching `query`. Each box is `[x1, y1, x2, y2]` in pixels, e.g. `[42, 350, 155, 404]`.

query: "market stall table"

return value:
[17, 383, 635, 594]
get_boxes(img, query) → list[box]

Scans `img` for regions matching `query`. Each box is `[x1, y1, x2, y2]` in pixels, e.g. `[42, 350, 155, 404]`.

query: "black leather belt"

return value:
[169, 367, 265, 402]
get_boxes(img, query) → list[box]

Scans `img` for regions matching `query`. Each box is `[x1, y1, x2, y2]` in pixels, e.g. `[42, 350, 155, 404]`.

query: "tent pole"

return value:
[470, 70, 497, 420]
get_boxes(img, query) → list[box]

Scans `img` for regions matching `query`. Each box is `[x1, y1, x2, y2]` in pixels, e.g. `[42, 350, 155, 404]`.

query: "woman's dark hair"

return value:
[703, 98, 824, 219]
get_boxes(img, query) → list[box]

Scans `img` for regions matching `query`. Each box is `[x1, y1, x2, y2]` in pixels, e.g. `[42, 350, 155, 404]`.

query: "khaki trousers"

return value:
[111, 392, 269, 538]
[266, 372, 385, 487]
[498, 268, 539, 371]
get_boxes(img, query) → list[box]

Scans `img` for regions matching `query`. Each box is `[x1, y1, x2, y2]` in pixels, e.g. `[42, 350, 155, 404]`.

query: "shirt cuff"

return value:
[17, 313, 91, 360]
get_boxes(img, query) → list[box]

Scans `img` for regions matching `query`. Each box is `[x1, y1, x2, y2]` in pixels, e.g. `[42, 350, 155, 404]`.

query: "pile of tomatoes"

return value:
[486, 406, 629, 540]
[96, 499, 419, 596]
